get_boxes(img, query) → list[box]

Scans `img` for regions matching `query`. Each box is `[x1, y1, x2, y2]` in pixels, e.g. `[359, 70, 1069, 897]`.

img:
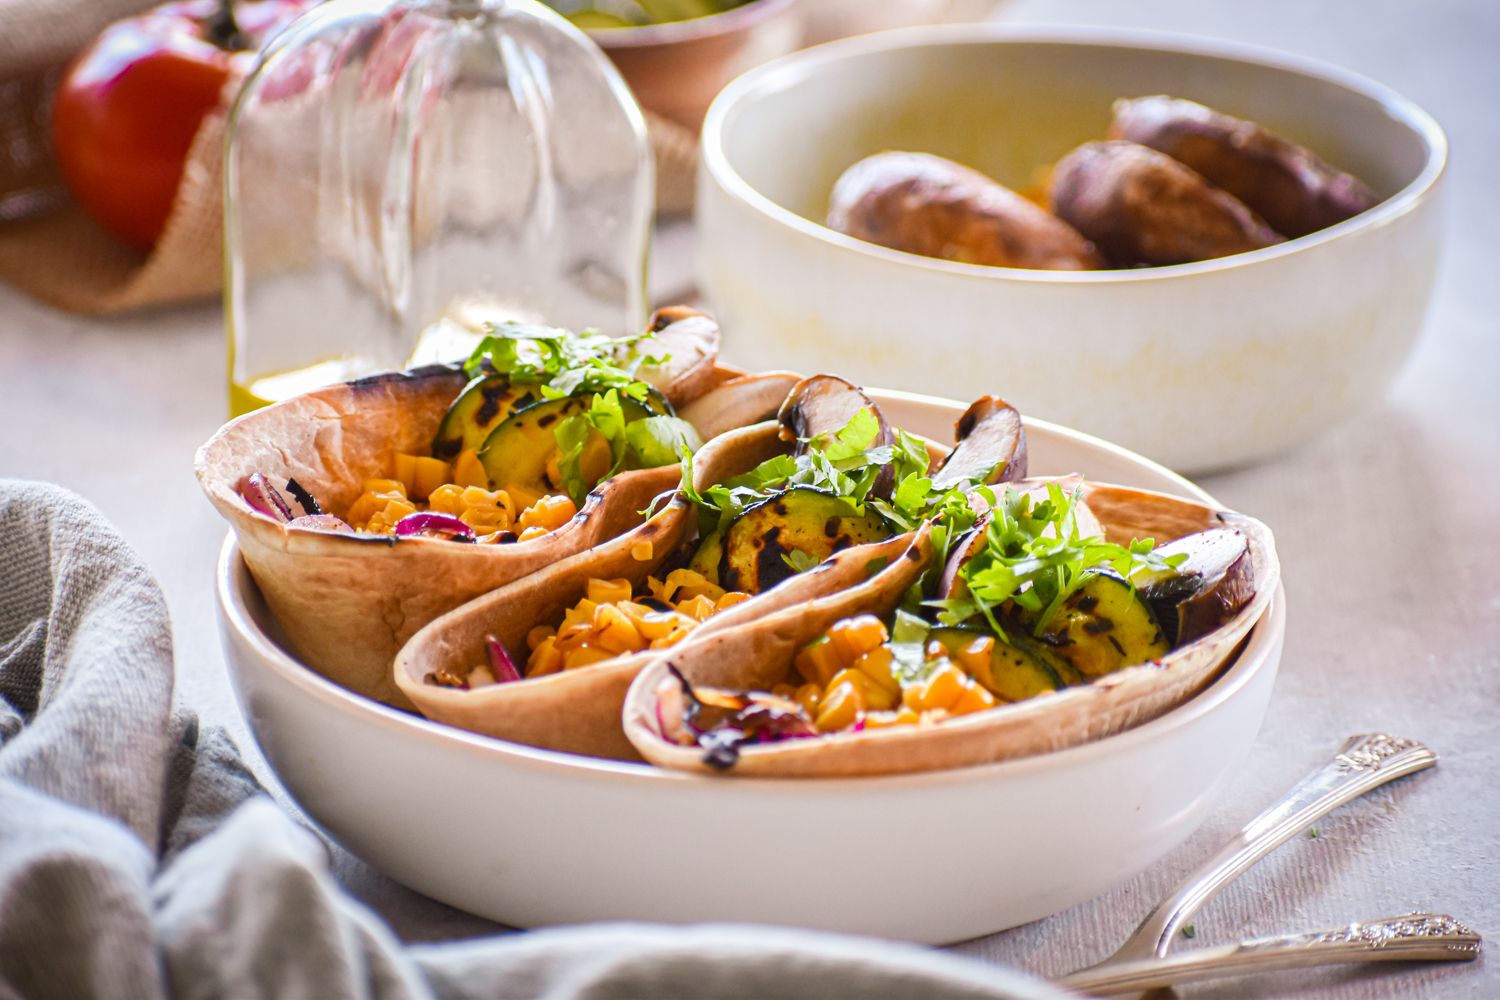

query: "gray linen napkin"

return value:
[0, 479, 1063, 1000]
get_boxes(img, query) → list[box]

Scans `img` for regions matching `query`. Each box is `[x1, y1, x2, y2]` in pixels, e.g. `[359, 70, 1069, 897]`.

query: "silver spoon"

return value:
[1057, 733, 1449, 992]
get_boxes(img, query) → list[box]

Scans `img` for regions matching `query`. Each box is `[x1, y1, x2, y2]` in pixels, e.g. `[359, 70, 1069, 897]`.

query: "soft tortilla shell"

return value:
[195, 365, 683, 708]
[625, 482, 1279, 778]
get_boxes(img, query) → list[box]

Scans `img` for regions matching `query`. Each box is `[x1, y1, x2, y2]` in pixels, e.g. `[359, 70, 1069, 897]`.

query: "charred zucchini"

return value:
[432, 375, 533, 460]
[719, 487, 894, 593]
[931, 626, 1066, 701]
[1028, 571, 1168, 678]
[477, 390, 665, 501]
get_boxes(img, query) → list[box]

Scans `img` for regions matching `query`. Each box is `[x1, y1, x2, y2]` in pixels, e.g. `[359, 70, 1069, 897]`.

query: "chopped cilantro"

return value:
[781, 549, 821, 574]
[929, 483, 1186, 636]
[461, 322, 699, 504]
[1182, 924, 1196, 939]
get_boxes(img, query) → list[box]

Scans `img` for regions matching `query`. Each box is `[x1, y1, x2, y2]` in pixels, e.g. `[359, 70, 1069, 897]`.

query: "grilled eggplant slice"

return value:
[778, 374, 898, 501]
[1134, 527, 1254, 644]
[431, 375, 534, 460]
[931, 397, 1027, 489]
[720, 486, 894, 593]
[635, 306, 720, 405]
[1029, 571, 1168, 679]
[777, 374, 894, 451]
[477, 390, 666, 501]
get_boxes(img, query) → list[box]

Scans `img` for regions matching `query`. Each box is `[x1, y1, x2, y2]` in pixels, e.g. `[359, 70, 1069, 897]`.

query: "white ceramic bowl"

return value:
[215, 390, 1286, 944]
[698, 26, 1446, 472]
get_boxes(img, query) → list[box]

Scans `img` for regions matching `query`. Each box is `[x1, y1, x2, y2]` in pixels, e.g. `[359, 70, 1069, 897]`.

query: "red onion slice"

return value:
[484, 635, 523, 684]
[241, 473, 294, 522]
[394, 512, 476, 543]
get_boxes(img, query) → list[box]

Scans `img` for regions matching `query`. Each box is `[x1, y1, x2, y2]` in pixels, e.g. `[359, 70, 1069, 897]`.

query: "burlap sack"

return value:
[0, 0, 699, 317]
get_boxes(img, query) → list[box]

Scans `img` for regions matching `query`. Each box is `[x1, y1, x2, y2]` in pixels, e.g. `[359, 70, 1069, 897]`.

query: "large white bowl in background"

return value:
[215, 390, 1286, 944]
[698, 26, 1446, 472]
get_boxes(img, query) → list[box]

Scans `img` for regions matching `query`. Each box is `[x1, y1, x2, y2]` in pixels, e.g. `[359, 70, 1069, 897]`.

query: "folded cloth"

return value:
[0, 479, 1063, 1000]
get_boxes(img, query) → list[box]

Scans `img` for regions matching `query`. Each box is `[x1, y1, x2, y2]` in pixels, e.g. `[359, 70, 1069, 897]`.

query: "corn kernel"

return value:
[815, 679, 865, 732]
[586, 577, 634, 606]
[851, 645, 900, 698]
[634, 608, 686, 642]
[828, 667, 897, 712]
[863, 710, 905, 730]
[363, 478, 407, 497]
[412, 457, 451, 500]
[517, 525, 550, 542]
[715, 591, 750, 611]
[451, 448, 489, 489]
[676, 594, 718, 623]
[828, 615, 889, 666]
[794, 683, 822, 717]
[526, 625, 555, 651]
[950, 681, 997, 716]
[649, 625, 693, 649]
[659, 568, 723, 604]
[630, 539, 654, 562]
[951, 635, 995, 675]
[393, 453, 419, 493]
[526, 637, 563, 677]
[519, 494, 577, 533]
[592, 603, 644, 654]
[427, 483, 466, 515]
[794, 637, 844, 688]
[562, 645, 616, 670]
[908, 663, 967, 712]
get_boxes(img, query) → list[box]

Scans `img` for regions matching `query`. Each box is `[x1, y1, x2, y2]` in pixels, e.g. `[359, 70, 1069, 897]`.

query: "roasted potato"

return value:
[827, 152, 1104, 271]
[1049, 141, 1284, 267]
[1109, 96, 1379, 239]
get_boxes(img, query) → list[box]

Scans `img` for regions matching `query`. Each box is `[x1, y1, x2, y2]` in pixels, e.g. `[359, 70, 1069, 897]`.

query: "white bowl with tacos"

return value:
[216, 387, 1285, 943]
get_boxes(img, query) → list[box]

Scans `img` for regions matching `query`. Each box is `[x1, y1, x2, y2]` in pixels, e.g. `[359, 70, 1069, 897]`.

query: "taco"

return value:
[624, 479, 1278, 777]
[196, 308, 785, 707]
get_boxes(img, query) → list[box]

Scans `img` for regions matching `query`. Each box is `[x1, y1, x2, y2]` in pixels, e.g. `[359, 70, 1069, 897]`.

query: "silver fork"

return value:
[1054, 733, 1475, 995]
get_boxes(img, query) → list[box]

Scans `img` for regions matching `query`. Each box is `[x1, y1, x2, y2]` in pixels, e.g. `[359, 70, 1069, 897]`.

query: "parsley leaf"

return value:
[781, 549, 821, 574]
[463, 321, 664, 401]
[932, 483, 1186, 634]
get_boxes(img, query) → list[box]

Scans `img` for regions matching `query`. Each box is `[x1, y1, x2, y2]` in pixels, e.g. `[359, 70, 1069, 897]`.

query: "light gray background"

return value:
[0, 1, 1494, 996]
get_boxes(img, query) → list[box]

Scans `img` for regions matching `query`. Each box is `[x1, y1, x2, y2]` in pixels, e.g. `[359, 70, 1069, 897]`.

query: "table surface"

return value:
[1, 1, 1495, 997]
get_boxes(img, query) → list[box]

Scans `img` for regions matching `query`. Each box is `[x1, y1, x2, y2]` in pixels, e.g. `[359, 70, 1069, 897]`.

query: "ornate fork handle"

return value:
[1057, 912, 1481, 996]
[1088, 733, 1437, 970]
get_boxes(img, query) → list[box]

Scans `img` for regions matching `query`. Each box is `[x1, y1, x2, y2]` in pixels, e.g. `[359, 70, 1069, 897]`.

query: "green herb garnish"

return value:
[929, 483, 1185, 637]
[888, 608, 938, 685]
[464, 322, 692, 504]
[462, 321, 657, 397]
[678, 406, 932, 541]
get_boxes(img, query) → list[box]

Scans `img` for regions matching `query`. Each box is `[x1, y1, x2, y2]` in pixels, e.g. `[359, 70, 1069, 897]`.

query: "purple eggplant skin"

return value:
[1138, 527, 1255, 644]
[777, 374, 897, 499]
[931, 397, 1028, 491]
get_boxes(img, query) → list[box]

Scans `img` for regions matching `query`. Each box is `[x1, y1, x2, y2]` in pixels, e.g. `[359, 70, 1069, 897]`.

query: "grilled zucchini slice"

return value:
[431, 375, 533, 460]
[1029, 571, 1168, 678]
[718, 486, 894, 593]
[477, 389, 667, 501]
